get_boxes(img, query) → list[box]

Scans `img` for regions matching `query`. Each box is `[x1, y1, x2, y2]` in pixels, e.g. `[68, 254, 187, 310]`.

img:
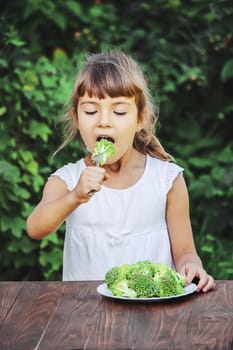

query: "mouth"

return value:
[96, 135, 115, 143]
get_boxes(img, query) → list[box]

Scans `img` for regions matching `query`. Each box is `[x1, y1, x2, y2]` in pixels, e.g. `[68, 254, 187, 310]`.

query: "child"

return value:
[27, 51, 215, 292]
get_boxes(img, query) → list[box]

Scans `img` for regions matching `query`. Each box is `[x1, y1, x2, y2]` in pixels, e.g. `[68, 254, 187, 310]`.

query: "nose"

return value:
[98, 110, 112, 127]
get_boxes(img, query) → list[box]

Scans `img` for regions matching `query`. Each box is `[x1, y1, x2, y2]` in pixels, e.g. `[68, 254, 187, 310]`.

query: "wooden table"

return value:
[0, 280, 232, 350]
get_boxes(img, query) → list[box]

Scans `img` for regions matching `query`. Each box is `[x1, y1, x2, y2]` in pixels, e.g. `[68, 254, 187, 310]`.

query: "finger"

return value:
[180, 265, 197, 286]
[88, 189, 96, 197]
[199, 275, 216, 293]
[103, 172, 109, 181]
[185, 270, 197, 286]
[177, 266, 189, 284]
[87, 165, 106, 176]
[195, 269, 211, 292]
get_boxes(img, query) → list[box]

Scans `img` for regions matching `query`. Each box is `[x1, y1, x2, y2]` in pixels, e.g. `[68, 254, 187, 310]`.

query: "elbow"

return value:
[26, 217, 44, 240]
[26, 215, 56, 239]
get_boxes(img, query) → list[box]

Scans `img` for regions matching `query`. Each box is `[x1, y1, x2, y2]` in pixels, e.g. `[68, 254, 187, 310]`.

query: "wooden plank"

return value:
[0, 282, 63, 350]
[187, 281, 233, 350]
[0, 282, 24, 322]
[0, 281, 232, 350]
[35, 282, 200, 350]
[37, 281, 102, 349]
[86, 293, 197, 349]
[37, 281, 233, 350]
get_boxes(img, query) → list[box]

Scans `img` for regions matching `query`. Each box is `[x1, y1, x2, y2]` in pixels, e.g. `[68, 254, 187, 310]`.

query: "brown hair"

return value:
[57, 50, 173, 161]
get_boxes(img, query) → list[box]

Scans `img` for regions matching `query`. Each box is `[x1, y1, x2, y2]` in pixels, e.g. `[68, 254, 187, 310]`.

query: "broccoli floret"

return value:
[92, 139, 116, 165]
[153, 263, 185, 297]
[105, 264, 131, 289]
[128, 274, 158, 298]
[105, 261, 185, 298]
[111, 280, 137, 298]
[105, 264, 136, 297]
[129, 260, 155, 278]
[105, 266, 122, 288]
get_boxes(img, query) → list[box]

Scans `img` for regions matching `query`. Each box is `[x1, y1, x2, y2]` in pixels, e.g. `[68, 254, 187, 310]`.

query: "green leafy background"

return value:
[0, 0, 232, 281]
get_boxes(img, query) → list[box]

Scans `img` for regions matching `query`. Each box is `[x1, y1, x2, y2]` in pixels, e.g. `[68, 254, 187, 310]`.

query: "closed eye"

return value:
[114, 111, 127, 116]
[85, 111, 97, 115]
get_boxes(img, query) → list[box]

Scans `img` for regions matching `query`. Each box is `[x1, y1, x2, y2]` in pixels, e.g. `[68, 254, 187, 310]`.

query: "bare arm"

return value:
[27, 165, 107, 239]
[166, 173, 215, 292]
[27, 176, 80, 239]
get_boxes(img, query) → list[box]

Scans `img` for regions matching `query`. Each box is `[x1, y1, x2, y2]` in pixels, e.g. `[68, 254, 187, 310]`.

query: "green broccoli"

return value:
[128, 274, 158, 298]
[129, 260, 155, 278]
[92, 139, 116, 166]
[111, 280, 137, 298]
[105, 266, 121, 288]
[104, 261, 186, 298]
[105, 264, 136, 298]
[153, 264, 185, 297]
[105, 264, 131, 288]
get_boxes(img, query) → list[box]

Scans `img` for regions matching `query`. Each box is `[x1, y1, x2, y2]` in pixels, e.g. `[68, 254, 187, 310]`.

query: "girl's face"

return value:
[77, 93, 143, 163]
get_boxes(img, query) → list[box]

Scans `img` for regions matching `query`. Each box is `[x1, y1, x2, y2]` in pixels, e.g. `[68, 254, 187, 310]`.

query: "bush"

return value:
[0, 0, 232, 280]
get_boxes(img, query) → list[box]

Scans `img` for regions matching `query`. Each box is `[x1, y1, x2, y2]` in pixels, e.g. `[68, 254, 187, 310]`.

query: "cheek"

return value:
[118, 123, 138, 149]
[123, 120, 139, 137]
[78, 119, 95, 150]
[79, 126, 90, 143]
[77, 114, 89, 133]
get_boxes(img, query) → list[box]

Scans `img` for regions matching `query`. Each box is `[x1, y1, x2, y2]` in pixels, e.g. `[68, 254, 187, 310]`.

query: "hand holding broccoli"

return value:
[72, 139, 116, 201]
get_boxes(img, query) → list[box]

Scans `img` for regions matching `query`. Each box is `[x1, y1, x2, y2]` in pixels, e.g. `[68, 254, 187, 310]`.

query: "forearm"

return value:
[27, 190, 81, 239]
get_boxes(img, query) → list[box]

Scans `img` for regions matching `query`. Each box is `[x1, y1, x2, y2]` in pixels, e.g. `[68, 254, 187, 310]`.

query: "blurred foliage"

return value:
[0, 0, 232, 280]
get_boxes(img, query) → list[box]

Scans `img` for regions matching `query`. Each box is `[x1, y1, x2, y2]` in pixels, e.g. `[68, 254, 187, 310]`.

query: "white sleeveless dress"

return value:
[51, 155, 183, 281]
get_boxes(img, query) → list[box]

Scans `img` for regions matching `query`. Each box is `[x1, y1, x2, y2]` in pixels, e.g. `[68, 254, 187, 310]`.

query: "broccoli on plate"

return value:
[105, 260, 186, 298]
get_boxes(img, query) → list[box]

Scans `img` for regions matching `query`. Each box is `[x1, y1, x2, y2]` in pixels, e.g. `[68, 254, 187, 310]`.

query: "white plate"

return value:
[97, 283, 197, 302]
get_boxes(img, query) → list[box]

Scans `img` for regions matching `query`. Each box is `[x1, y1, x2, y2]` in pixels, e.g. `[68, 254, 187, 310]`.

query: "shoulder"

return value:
[147, 156, 184, 193]
[148, 155, 183, 172]
[50, 158, 85, 190]
[51, 159, 85, 176]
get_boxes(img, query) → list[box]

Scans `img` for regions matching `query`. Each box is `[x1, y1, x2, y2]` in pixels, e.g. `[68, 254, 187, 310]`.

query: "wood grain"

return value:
[0, 282, 23, 322]
[0, 282, 63, 350]
[187, 282, 233, 350]
[0, 281, 232, 350]
[37, 281, 102, 350]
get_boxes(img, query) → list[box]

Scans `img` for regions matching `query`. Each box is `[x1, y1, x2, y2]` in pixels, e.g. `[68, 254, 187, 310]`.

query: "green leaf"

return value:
[0, 161, 20, 182]
[17, 188, 31, 199]
[40, 233, 60, 248]
[221, 60, 233, 81]
[65, 0, 83, 17]
[39, 247, 62, 268]
[0, 106, 7, 116]
[53, 48, 69, 64]
[189, 157, 213, 168]
[163, 81, 176, 92]
[40, 75, 57, 88]
[206, 234, 215, 242]
[9, 38, 25, 46]
[19, 150, 33, 162]
[28, 120, 51, 141]
[25, 160, 39, 175]
[1, 217, 26, 238]
[16, 68, 39, 90]
[51, 12, 67, 30]
[89, 5, 104, 17]
[0, 58, 8, 68]
[201, 245, 213, 253]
